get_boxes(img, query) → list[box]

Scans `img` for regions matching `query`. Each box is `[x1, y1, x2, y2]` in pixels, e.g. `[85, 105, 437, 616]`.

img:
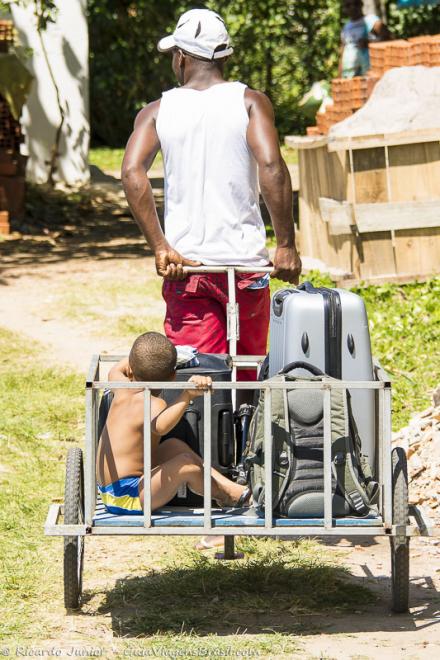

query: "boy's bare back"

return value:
[96, 357, 211, 487]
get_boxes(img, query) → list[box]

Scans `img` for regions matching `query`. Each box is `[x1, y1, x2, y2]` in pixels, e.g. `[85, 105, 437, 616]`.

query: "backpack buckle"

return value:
[334, 452, 346, 466]
[348, 490, 367, 514]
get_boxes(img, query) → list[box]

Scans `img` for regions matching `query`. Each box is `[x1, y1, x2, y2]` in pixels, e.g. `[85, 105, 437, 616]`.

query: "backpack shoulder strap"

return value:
[330, 387, 377, 516]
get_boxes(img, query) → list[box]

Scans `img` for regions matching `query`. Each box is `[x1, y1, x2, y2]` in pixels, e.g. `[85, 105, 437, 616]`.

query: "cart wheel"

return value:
[64, 447, 84, 609]
[390, 446, 410, 614]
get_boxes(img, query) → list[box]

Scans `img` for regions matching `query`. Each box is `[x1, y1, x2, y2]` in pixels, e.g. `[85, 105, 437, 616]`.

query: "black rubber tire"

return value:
[390, 446, 410, 614]
[63, 447, 84, 609]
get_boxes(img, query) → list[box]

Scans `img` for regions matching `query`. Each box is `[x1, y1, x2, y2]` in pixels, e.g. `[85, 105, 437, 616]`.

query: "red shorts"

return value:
[162, 273, 270, 381]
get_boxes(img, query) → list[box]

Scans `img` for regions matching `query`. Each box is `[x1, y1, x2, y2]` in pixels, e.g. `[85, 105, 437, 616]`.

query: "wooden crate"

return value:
[285, 130, 440, 285]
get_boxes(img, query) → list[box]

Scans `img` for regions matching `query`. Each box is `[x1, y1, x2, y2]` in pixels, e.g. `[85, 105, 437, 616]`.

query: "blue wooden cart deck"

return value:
[93, 500, 383, 528]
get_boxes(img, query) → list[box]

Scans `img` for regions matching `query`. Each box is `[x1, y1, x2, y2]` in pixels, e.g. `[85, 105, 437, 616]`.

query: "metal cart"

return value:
[44, 266, 436, 613]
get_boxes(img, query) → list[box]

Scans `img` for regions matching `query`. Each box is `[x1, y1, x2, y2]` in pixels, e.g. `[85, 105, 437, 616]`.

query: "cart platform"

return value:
[93, 500, 384, 528]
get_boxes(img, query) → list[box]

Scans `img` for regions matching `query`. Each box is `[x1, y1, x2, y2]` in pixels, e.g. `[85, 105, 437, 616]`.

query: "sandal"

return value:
[235, 486, 252, 508]
[215, 487, 252, 509]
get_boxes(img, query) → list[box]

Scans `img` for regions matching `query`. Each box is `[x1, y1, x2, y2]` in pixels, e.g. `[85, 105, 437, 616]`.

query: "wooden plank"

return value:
[318, 198, 440, 233]
[318, 197, 354, 235]
[297, 146, 356, 275]
[328, 128, 440, 152]
[394, 226, 440, 276]
[355, 200, 440, 233]
[336, 272, 435, 289]
[285, 135, 328, 150]
[351, 148, 388, 204]
[359, 231, 396, 278]
[389, 142, 440, 203]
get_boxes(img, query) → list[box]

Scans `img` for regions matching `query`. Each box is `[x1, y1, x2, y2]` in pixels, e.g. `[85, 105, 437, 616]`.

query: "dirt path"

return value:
[1, 186, 440, 658]
[0, 256, 162, 371]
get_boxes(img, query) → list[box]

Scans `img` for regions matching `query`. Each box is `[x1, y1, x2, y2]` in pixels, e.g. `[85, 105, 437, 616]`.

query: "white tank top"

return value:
[156, 81, 269, 266]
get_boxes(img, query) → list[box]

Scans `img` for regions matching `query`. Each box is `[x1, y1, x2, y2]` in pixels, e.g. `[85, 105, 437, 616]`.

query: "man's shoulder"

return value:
[134, 99, 162, 129]
[244, 88, 273, 114]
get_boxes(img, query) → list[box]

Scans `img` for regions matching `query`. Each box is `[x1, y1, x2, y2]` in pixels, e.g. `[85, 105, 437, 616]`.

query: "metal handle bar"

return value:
[183, 265, 274, 273]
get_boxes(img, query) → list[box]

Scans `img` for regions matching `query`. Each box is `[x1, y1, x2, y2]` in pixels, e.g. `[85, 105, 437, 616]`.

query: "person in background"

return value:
[339, 0, 391, 78]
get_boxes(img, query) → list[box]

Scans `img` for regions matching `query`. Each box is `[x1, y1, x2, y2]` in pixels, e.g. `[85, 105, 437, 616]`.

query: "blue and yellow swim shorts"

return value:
[98, 476, 143, 515]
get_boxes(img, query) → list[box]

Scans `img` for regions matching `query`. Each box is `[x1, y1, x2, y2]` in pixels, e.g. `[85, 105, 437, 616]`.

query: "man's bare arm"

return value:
[121, 102, 200, 279]
[245, 89, 301, 284]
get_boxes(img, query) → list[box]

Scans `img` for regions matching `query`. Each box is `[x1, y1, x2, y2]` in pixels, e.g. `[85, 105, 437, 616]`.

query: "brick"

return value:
[0, 175, 25, 221]
[306, 126, 321, 136]
[0, 209, 10, 235]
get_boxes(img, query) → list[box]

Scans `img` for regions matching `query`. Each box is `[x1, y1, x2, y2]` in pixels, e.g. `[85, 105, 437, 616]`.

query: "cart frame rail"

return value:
[45, 360, 436, 538]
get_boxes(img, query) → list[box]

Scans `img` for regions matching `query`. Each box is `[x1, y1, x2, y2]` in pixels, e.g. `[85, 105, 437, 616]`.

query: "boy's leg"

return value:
[141, 440, 247, 510]
[158, 438, 246, 504]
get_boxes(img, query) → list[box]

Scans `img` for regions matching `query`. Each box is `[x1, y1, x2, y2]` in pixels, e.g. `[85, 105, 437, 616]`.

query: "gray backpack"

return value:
[243, 362, 379, 518]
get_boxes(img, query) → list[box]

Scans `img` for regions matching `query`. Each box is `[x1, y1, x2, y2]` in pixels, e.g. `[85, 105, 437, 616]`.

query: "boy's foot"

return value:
[195, 535, 225, 551]
[215, 486, 252, 509]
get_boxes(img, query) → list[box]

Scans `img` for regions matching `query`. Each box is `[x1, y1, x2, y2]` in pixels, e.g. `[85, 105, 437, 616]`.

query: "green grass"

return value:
[89, 146, 296, 174]
[89, 147, 163, 174]
[281, 145, 298, 165]
[100, 536, 374, 640]
[0, 328, 84, 639]
[353, 278, 440, 430]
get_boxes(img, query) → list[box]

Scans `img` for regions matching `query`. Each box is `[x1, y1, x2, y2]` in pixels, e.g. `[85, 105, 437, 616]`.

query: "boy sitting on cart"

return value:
[97, 331, 249, 514]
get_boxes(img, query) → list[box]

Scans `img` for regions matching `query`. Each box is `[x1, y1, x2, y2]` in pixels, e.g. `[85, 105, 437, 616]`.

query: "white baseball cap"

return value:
[157, 8, 233, 61]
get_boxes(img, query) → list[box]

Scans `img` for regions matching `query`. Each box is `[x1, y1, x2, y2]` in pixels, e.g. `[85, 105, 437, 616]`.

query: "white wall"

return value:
[11, 0, 89, 184]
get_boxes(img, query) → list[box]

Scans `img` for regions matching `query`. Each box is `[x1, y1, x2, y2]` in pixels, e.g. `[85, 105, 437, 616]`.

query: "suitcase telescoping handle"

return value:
[280, 361, 324, 376]
[296, 281, 318, 294]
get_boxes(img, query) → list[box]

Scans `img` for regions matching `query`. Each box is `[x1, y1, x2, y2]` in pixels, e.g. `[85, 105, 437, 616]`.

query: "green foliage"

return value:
[386, 1, 440, 37]
[88, 0, 187, 146]
[208, 0, 341, 137]
[0, 0, 57, 30]
[353, 277, 440, 430]
[88, 1, 341, 145]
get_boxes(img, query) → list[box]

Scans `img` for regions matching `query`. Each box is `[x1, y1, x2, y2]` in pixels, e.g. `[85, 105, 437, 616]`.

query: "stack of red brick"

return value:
[307, 34, 440, 137]
[370, 35, 440, 76]
[0, 19, 25, 235]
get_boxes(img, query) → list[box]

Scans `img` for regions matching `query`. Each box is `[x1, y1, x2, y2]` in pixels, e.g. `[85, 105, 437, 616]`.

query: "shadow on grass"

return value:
[93, 539, 377, 638]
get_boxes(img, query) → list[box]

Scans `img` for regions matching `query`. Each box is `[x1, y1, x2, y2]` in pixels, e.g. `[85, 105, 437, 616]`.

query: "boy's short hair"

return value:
[129, 332, 177, 381]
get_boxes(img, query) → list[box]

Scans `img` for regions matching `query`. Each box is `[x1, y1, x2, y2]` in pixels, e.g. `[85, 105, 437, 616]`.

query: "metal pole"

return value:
[224, 535, 235, 559]
[323, 387, 333, 530]
[84, 387, 94, 526]
[226, 267, 239, 410]
[377, 387, 384, 514]
[383, 386, 393, 527]
[203, 390, 212, 531]
[264, 388, 273, 529]
[143, 389, 152, 528]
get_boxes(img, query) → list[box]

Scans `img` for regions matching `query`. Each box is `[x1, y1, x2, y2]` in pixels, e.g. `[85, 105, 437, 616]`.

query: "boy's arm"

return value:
[152, 376, 212, 436]
[151, 392, 192, 437]
[108, 358, 131, 382]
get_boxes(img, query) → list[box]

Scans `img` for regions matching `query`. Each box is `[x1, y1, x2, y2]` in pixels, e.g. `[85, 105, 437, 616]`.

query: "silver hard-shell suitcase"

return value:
[269, 282, 375, 467]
